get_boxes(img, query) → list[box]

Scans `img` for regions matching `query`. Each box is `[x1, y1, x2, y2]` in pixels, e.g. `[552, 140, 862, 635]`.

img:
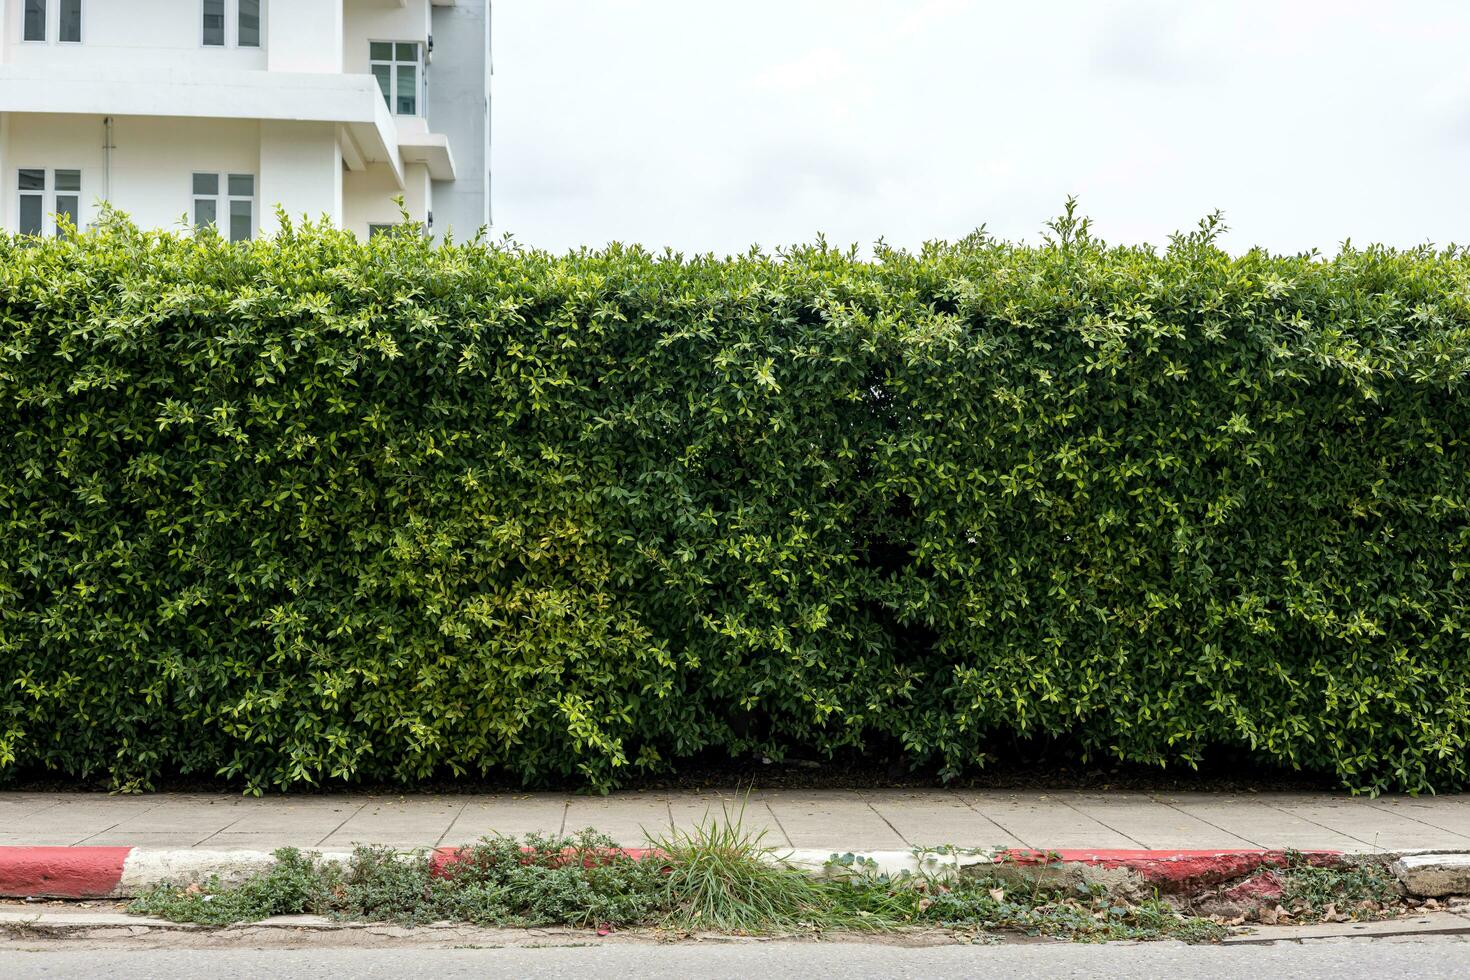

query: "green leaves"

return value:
[0, 211, 1468, 793]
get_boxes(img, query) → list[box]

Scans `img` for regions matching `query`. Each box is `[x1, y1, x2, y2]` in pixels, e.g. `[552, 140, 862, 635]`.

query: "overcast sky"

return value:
[492, 0, 1470, 256]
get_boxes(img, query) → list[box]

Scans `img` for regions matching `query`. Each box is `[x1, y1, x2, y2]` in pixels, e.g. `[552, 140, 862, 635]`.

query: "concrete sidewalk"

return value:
[4, 789, 1470, 853]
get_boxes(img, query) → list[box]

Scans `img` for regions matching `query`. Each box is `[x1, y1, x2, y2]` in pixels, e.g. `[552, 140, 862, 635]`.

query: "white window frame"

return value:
[21, 0, 81, 44]
[191, 172, 256, 242]
[369, 41, 424, 117]
[16, 168, 83, 237]
[201, 0, 261, 49]
[58, 0, 82, 43]
[21, 0, 47, 43]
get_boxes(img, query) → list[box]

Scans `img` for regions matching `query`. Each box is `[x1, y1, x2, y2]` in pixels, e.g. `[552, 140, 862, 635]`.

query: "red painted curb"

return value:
[0, 846, 133, 899]
[995, 848, 1343, 891]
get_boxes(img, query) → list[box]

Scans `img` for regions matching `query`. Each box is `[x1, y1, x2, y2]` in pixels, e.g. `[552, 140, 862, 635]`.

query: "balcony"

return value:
[0, 62, 450, 185]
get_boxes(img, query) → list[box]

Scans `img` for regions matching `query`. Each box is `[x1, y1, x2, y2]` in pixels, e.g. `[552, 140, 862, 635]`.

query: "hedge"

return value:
[1, 207, 1468, 794]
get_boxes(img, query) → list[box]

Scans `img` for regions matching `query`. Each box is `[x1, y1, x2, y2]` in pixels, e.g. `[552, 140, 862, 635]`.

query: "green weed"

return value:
[130, 825, 1227, 943]
[1276, 853, 1401, 922]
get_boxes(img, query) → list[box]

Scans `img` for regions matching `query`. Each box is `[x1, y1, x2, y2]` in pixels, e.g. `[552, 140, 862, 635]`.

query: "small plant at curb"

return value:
[822, 864, 1227, 944]
[1192, 851, 1407, 926]
[1275, 854, 1401, 923]
[129, 848, 337, 927]
[131, 832, 665, 929]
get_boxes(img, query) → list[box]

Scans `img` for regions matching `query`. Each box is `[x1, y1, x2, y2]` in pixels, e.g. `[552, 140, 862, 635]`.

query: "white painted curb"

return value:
[1392, 853, 1470, 898]
[785, 848, 998, 877]
[113, 850, 354, 898]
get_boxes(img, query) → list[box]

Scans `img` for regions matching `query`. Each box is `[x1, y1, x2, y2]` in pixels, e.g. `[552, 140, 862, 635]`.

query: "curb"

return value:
[0, 845, 1456, 901]
[1393, 852, 1470, 898]
[792, 848, 1346, 895]
[0, 847, 347, 899]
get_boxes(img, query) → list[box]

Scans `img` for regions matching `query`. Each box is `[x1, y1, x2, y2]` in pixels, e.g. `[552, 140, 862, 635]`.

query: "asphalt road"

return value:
[6, 938, 1470, 979]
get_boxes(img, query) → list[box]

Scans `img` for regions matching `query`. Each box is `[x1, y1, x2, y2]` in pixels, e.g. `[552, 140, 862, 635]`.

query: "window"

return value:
[60, 0, 81, 42]
[204, 0, 258, 48]
[18, 170, 44, 236]
[16, 168, 82, 237]
[192, 172, 254, 242]
[202, 0, 225, 46]
[367, 222, 428, 239]
[238, 0, 260, 47]
[23, 0, 47, 41]
[370, 42, 421, 116]
[55, 170, 80, 232]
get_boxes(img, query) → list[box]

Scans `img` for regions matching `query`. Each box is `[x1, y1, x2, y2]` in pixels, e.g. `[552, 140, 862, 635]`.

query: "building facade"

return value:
[0, 0, 490, 242]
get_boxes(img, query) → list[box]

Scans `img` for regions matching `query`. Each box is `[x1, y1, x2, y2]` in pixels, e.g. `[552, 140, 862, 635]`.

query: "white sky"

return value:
[492, 0, 1470, 256]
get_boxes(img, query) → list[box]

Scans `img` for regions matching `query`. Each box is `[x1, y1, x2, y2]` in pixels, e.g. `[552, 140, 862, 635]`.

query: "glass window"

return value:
[192, 172, 254, 241]
[228, 175, 254, 242]
[369, 42, 421, 116]
[60, 0, 81, 43]
[396, 65, 417, 115]
[368, 224, 394, 239]
[18, 169, 45, 237]
[24, 0, 46, 42]
[53, 169, 80, 234]
[55, 196, 79, 235]
[202, 0, 225, 46]
[193, 198, 217, 232]
[19, 195, 44, 236]
[229, 199, 252, 243]
[238, 0, 259, 47]
[193, 172, 220, 235]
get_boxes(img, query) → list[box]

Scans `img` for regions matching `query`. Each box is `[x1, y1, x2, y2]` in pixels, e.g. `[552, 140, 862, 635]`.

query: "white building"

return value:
[0, 0, 490, 241]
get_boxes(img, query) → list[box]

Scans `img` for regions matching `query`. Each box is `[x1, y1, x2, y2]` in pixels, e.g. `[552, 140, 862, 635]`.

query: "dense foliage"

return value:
[2, 207, 1468, 794]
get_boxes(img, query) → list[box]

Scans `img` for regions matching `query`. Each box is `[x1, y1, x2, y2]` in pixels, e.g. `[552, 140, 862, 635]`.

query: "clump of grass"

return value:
[651, 801, 883, 932]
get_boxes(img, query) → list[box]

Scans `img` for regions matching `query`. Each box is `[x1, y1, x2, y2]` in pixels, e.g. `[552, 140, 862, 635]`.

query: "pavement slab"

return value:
[1256, 796, 1470, 853]
[753, 790, 909, 850]
[1146, 793, 1369, 851]
[862, 789, 1026, 850]
[1060, 791, 1258, 849]
[562, 794, 677, 846]
[951, 791, 1145, 849]
[438, 795, 572, 844]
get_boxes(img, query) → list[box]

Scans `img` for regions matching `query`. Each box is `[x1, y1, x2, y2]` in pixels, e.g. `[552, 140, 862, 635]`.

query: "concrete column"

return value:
[427, 0, 491, 240]
[258, 120, 343, 233]
[266, 0, 343, 73]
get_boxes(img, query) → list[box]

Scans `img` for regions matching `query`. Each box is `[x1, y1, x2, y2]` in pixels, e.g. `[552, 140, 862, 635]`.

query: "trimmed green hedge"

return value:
[2, 209, 1468, 793]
